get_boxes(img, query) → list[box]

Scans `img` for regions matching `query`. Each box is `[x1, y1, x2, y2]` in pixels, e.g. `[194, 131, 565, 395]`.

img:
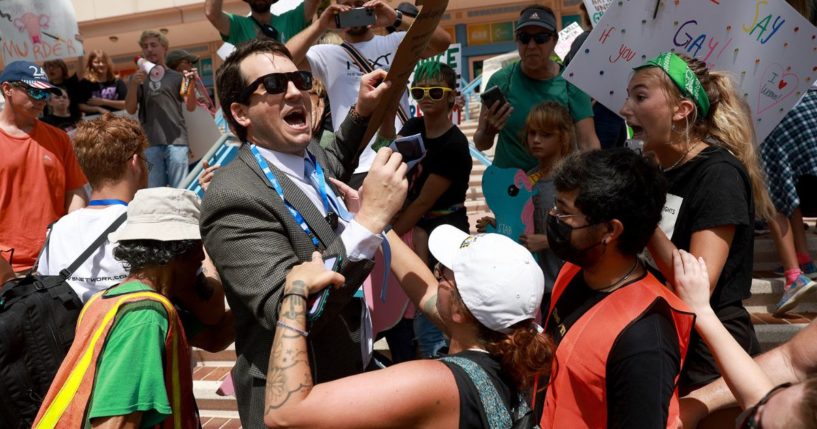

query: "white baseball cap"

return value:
[109, 188, 201, 242]
[429, 225, 544, 333]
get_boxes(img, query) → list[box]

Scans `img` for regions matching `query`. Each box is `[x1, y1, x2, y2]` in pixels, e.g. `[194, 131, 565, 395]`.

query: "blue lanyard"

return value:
[250, 145, 322, 248]
[88, 199, 128, 206]
[305, 152, 331, 214]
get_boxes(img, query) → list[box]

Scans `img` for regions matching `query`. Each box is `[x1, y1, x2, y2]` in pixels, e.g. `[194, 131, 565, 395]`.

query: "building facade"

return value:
[68, 0, 584, 97]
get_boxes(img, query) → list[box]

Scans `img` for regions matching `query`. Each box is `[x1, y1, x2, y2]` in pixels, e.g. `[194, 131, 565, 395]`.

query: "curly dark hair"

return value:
[113, 239, 200, 272]
[553, 148, 667, 255]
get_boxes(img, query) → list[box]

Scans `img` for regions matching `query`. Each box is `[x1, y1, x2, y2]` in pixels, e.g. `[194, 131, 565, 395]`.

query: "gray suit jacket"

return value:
[200, 115, 376, 427]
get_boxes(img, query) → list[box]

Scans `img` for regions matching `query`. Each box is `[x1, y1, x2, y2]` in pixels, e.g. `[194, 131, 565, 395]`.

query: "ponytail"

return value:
[480, 320, 554, 391]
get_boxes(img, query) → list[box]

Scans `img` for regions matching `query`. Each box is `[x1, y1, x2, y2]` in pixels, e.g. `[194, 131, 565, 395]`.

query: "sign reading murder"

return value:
[0, 0, 83, 63]
[565, 0, 817, 142]
[361, 0, 450, 145]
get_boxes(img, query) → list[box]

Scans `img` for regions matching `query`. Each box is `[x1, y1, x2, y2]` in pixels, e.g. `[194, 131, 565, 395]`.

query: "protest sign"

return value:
[584, 0, 614, 26]
[361, 0, 450, 145]
[555, 22, 586, 60]
[0, 0, 83, 63]
[564, 0, 817, 142]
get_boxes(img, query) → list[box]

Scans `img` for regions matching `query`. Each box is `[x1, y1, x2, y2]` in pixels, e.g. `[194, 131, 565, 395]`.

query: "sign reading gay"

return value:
[565, 0, 817, 142]
[583, 0, 614, 26]
[0, 0, 83, 63]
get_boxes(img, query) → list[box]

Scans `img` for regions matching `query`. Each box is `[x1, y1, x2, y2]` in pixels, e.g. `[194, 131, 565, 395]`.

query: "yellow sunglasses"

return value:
[410, 86, 454, 101]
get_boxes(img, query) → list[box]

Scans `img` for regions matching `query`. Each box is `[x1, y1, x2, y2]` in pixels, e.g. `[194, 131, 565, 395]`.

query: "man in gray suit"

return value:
[200, 39, 407, 427]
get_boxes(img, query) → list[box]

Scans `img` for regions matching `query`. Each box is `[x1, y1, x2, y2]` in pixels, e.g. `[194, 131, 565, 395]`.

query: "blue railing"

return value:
[460, 75, 482, 122]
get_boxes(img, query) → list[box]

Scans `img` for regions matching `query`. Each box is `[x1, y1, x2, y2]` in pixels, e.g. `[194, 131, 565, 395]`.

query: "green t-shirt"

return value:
[85, 281, 172, 428]
[223, 3, 306, 45]
[486, 62, 594, 171]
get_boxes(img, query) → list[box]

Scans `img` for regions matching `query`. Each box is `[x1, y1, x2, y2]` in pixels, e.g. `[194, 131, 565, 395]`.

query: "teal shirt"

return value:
[223, 3, 306, 45]
[486, 62, 594, 170]
[85, 281, 172, 428]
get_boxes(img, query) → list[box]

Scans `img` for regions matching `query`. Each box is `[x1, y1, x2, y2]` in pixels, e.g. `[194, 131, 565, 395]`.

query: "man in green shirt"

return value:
[474, 5, 600, 171]
[205, 0, 319, 45]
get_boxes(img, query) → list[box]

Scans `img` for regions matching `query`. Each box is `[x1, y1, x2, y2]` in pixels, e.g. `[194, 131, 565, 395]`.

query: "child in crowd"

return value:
[42, 87, 81, 134]
[381, 61, 471, 359]
[478, 101, 574, 310]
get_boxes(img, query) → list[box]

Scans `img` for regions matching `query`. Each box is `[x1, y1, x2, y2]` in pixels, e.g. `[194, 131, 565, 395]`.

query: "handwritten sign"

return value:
[583, 0, 614, 26]
[361, 0, 450, 145]
[0, 0, 83, 63]
[555, 22, 586, 60]
[564, 0, 817, 142]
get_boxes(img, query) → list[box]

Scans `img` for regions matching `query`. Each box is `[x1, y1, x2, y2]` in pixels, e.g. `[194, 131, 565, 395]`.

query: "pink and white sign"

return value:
[564, 0, 817, 142]
[0, 0, 83, 63]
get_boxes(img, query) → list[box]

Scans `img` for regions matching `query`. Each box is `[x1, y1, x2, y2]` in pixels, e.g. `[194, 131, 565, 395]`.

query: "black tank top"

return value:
[440, 350, 515, 429]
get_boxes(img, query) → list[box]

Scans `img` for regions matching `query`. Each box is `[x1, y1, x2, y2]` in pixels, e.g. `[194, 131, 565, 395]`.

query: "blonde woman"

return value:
[620, 52, 775, 394]
[78, 50, 128, 115]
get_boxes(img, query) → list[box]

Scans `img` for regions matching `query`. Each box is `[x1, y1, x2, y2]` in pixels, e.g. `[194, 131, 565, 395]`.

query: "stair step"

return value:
[200, 415, 242, 428]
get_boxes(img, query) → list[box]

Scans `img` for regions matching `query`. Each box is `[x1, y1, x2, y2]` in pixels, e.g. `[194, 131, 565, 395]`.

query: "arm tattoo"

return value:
[281, 280, 308, 320]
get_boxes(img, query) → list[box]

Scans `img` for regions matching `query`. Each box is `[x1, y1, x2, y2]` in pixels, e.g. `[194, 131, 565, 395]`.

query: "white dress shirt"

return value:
[255, 146, 382, 261]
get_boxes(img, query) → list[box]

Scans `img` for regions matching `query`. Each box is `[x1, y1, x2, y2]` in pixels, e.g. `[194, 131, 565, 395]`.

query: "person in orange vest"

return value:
[34, 188, 230, 429]
[539, 148, 695, 429]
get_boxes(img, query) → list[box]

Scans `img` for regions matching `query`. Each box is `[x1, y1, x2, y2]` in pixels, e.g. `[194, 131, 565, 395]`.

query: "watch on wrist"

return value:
[348, 104, 368, 123]
[387, 9, 403, 33]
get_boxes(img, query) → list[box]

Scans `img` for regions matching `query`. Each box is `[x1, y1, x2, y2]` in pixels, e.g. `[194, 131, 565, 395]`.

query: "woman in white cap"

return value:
[260, 225, 553, 428]
[35, 188, 229, 429]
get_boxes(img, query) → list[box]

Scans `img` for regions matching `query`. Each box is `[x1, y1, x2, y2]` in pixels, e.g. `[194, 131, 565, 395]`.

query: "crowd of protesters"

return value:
[1, 0, 817, 428]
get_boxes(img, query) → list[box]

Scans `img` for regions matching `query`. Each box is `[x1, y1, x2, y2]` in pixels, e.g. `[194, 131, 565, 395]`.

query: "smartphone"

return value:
[307, 256, 340, 322]
[393, 136, 424, 163]
[480, 86, 507, 109]
[335, 7, 376, 28]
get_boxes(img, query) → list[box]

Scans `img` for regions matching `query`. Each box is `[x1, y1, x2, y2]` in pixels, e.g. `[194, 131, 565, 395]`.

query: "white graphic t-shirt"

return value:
[306, 32, 410, 174]
[38, 205, 129, 302]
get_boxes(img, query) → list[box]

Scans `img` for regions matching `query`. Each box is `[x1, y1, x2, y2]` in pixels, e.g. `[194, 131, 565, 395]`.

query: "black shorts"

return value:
[679, 304, 760, 394]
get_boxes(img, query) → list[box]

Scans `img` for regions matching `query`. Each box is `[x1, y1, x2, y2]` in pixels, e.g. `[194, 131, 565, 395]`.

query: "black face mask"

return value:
[247, 0, 277, 14]
[546, 213, 605, 266]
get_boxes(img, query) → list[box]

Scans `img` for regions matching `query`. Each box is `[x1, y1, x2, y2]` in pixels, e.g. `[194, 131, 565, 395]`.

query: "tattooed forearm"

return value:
[265, 278, 315, 420]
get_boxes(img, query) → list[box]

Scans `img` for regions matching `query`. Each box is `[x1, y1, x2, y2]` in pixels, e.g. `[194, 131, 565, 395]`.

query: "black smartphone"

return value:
[335, 7, 376, 28]
[393, 136, 424, 163]
[480, 85, 507, 109]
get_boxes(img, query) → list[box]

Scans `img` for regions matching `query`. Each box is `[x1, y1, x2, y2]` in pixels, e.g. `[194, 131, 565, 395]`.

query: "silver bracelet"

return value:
[276, 320, 309, 337]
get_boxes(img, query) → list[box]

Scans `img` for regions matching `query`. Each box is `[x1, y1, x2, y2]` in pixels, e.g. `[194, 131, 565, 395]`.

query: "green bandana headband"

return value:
[634, 52, 711, 118]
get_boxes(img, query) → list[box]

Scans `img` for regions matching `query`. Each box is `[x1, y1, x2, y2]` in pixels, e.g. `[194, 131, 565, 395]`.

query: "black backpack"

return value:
[0, 213, 126, 428]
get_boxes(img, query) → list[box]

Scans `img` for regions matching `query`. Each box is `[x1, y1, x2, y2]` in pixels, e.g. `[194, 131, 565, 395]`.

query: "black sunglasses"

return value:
[735, 382, 792, 429]
[517, 31, 554, 45]
[239, 71, 313, 103]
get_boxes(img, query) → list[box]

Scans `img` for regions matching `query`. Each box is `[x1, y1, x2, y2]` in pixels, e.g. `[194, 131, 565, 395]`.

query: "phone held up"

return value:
[480, 86, 507, 109]
[335, 7, 376, 28]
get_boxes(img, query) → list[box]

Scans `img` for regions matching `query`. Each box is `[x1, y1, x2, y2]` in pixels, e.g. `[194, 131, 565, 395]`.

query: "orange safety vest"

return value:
[540, 263, 694, 429]
[33, 289, 199, 429]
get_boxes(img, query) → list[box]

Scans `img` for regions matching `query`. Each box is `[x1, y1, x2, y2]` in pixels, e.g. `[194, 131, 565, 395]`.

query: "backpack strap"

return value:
[58, 212, 127, 280]
[339, 42, 409, 124]
[441, 355, 513, 429]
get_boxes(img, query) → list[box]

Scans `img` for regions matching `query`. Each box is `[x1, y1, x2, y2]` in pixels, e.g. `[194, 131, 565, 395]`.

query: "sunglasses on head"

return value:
[239, 71, 313, 102]
[11, 82, 52, 101]
[410, 86, 453, 101]
[517, 31, 554, 45]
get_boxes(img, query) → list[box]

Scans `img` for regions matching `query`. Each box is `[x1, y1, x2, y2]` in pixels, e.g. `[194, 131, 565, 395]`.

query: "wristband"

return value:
[276, 320, 309, 337]
[387, 9, 403, 33]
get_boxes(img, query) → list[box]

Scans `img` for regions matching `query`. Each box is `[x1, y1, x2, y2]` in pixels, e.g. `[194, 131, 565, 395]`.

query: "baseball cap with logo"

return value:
[429, 225, 544, 333]
[109, 188, 201, 242]
[515, 6, 557, 32]
[0, 61, 60, 94]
